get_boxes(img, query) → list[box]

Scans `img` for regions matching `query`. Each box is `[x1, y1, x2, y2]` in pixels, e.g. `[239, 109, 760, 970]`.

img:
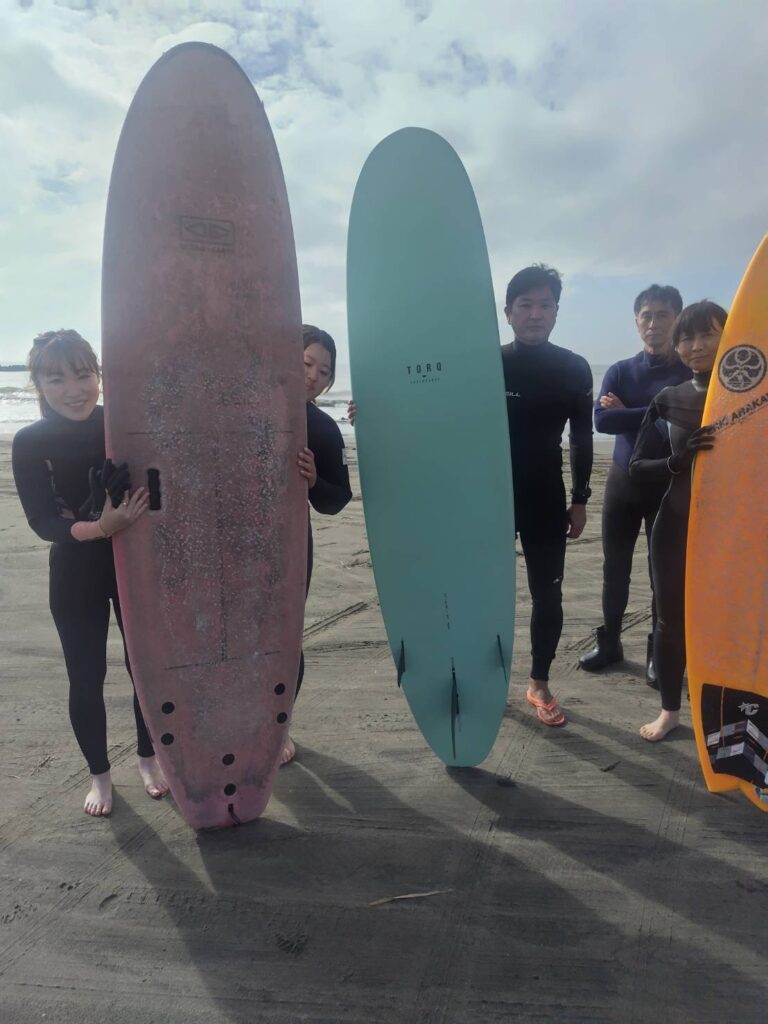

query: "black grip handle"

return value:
[147, 468, 162, 511]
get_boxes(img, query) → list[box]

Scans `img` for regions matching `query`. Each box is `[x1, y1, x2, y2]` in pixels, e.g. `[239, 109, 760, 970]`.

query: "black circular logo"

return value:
[718, 345, 767, 393]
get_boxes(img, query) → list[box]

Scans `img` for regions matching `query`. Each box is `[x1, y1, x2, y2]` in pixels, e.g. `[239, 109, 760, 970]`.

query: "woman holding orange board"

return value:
[628, 301, 727, 742]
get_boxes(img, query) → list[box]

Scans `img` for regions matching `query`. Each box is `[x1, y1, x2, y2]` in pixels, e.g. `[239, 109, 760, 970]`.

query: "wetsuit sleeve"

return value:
[593, 364, 648, 434]
[595, 405, 649, 434]
[308, 419, 352, 515]
[628, 399, 672, 483]
[568, 357, 594, 503]
[11, 434, 79, 544]
[593, 364, 617, 433]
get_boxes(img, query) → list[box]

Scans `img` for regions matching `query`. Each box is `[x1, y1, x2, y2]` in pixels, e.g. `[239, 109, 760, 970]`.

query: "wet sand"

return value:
[1, 435, 766, 1024]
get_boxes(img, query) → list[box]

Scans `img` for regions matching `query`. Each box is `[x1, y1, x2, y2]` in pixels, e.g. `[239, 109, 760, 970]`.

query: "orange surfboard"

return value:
[687, 235, 768, 812]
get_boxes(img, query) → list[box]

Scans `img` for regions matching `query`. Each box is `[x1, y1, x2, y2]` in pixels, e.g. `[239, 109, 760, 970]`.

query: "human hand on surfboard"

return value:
[101, 459, 132, 508]
[347, 400, 357, 425]
[297, 447, 317, 488]
[78, 459, 130, 520]
[87, 458, 131, 510]
[667, 425, 716, 475]
[99, 487, 149, 537]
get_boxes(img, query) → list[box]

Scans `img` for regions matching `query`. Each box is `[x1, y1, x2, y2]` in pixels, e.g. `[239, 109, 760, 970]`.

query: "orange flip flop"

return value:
[526, 690, 566, 727]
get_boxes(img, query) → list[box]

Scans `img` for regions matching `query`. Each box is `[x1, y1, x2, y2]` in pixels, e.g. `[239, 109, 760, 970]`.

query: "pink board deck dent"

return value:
[101, 43, 306, 829]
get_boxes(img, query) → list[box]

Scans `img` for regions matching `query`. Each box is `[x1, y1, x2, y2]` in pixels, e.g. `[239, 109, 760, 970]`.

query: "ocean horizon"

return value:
[0, 365, 613, 437]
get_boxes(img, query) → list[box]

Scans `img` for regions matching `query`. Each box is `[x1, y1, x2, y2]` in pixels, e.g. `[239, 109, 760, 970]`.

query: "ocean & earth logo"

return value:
[718, 344, 766, 393]
[406, 361, 443, 384]
[179, 216, 235, 251]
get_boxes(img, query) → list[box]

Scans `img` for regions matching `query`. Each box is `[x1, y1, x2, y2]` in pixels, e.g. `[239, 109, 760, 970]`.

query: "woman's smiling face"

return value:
[675, 320, 723, 374]
[38, 362, 100, 420]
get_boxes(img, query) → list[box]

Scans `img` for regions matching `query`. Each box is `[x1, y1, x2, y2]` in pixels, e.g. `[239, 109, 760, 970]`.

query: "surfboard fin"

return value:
[450, 665, 460, 760]
[496, 634, 508, 684]
[397, 640, 405, 688]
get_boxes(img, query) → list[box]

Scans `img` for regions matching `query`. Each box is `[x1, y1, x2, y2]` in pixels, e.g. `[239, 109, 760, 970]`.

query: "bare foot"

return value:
[280, 736, 296, 766]
[527, 677, 553, 705]
[640, 710, 680, 742]
[138, 755, 169, 799]
[526, 677, 566, 727]
[84, 771, 112, 816]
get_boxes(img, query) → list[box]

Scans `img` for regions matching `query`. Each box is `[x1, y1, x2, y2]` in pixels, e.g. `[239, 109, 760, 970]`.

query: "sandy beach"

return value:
[1, 435, 767, 1024]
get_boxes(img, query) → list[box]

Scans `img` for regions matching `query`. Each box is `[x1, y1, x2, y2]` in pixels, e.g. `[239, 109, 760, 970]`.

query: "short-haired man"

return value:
[502, 264, 593, 726]
[579, 284, 690, 682]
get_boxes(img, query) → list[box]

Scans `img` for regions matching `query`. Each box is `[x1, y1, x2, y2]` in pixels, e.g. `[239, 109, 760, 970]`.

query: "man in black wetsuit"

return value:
[502, 265, 593, 727]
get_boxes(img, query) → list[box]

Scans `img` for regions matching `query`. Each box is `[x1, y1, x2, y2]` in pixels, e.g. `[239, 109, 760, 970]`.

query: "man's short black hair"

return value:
[505, 264, 562, 307]
[634, 284, 683, 316]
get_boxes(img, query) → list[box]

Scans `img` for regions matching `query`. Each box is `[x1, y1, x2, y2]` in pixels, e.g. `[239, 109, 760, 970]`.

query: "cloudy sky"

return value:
[2, 0, 767, 380]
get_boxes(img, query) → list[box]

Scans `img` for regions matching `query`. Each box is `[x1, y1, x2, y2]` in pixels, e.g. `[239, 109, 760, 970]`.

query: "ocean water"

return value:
[320, 367, 612, 435]
[0, 370, 41, 434]
[0, 366, 611, 437]
[317, 365, 613, 439]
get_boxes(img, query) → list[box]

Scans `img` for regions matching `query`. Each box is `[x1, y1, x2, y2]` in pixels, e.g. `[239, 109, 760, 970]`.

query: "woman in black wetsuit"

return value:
[283, 325, 352, 764]
[629, 301, 727, 742]
[12, 331, 167, 816]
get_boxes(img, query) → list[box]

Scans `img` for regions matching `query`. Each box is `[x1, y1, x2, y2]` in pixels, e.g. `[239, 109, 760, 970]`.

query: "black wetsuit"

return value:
[595, 352, 691, 638]
[11, 407, 154, 776]
[501, 340, 594, 681]
[296, 401, 352, 694]
[628, 374, 710, 711]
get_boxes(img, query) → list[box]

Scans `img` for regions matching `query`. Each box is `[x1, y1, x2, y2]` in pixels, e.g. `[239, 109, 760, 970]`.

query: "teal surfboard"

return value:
[347, 128, 515, 766]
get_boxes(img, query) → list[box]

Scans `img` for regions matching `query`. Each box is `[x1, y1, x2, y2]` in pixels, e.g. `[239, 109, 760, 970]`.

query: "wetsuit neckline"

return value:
[42, 405, 102, 429]
[642, 349, 676, 369]
[511, 338, 552, 354]
[692, 371, 711, 392]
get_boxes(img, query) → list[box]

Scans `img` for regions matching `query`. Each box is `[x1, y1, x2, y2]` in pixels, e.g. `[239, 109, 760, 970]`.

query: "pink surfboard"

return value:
[101, 43, 306, 829]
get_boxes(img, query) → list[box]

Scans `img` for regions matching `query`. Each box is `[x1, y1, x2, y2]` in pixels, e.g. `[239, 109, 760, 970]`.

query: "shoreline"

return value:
[0, 423, 619, 454]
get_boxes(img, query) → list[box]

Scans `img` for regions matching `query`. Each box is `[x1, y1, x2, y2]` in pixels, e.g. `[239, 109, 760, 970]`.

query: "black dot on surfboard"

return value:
[274, 683, 285, 695]
[161, 702, 175, 714]
[222, 754, 235, 766]
[276, 712, 288, 724]
[224, 784, 237, 796]
[160, 733, 174, 745]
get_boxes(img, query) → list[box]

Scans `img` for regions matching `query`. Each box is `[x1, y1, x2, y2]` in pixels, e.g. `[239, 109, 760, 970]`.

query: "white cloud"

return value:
[154, 20, 238, 54]
[1, 0, 767, 367]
